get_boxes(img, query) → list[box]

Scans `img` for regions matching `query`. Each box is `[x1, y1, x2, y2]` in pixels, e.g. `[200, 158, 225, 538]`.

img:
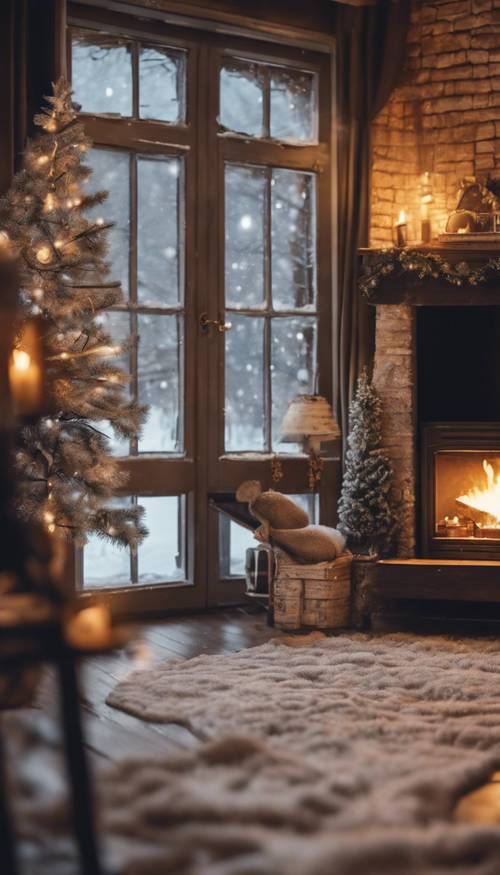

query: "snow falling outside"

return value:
[73, 37, 319, 587]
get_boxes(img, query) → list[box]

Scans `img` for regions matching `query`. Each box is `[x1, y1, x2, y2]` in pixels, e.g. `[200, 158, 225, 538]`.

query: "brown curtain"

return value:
[334, 0, 412, 439]
[0, 0, 64, 197]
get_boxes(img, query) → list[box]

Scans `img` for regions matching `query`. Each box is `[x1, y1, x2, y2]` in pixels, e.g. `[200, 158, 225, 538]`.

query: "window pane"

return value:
[270, 68, 317, 142]
[225, 165, 265, 309]
[86, 148, 130, 299]
[83, 495, 186, 587]
[139, 45, 186, 122]
[138, 496, 184, 582]
[72, 31, 132, 116]
[138, 314, 183, 453]
[84, 497, 133, 588]
[138, 157, 183, 307]
[225, 315, 264, 451]
[93, 310, 131, 457]
[84, 537, 131, 587]
[220, 61, 264, 137]
[272, 316, 317, 452]
[272, 170, 316, 311]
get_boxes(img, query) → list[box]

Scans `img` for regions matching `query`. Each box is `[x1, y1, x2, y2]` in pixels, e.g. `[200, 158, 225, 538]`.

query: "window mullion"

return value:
[132, 40, 140, 118]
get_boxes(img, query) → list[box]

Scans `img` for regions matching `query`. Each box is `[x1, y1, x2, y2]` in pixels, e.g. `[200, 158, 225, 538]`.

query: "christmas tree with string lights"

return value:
[0, 79, 147, 548]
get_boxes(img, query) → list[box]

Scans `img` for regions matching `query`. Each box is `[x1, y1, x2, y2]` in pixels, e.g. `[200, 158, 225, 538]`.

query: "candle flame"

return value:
[398, 209, 407, 225]
[12, 349, 31, 372]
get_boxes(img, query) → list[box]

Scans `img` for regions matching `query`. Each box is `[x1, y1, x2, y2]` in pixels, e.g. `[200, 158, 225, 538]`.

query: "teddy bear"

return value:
[236, 481, 346, 563]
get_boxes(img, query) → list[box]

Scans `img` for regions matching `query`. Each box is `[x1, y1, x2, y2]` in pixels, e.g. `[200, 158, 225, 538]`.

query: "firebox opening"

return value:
[418, 306, 500, 422]
[435, 451, 500, 541]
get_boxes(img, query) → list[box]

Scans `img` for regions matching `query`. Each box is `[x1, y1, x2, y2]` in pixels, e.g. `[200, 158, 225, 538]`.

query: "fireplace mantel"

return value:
[360, 246, 500, 306]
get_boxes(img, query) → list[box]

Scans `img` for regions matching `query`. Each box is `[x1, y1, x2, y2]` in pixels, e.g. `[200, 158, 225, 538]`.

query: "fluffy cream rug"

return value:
[101, 633, 500, 875]
[15, 633, 500, 873]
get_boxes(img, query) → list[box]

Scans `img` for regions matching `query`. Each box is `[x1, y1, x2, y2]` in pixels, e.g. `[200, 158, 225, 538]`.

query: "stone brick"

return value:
[423, 32, 470, 53]
[430, 63, 473, 80]
[473, 0, 492, 10]
[471, 32, 500, 49]
[434, 49, 468, 68]
[467, 49, 490, 63]
[477, 122, 496, 138]
[453, 12, 493, 30]
[436, 1, 472, 20]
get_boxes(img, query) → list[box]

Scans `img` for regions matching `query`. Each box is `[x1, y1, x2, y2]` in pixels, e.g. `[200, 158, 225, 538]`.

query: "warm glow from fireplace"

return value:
[457, 460, 500, 527]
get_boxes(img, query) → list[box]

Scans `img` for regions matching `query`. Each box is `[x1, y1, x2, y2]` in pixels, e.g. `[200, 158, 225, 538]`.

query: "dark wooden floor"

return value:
[36, 606, 281, 765]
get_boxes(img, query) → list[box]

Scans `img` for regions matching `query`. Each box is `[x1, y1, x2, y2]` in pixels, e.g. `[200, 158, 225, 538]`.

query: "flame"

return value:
[457, 460, 500, 524]
[397, 209, 407, 225]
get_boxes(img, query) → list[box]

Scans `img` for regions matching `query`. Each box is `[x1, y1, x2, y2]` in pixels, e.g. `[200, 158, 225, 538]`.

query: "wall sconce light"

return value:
[280, 394, 341, 490]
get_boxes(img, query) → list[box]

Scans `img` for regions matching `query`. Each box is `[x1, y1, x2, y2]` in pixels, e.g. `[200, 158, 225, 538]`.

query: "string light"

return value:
[48, 344, 122, 362]
[32, 287, 44, 301]
[37, 155, 49, 166]
[43, 192, 58, 213]
[36, 245, 52, 263]
[0, 230, 10, 247]
[96, 217, 104, 226]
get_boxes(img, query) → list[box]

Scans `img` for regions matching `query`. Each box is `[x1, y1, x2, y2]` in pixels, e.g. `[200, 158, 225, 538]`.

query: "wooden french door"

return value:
[67, 3, 335, 614]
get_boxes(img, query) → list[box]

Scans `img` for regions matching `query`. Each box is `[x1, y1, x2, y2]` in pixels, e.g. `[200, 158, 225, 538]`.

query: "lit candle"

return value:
[395, 210, 407, 247]
[420, 172, 433, 243]
[8, 322, 45, 417]
[65, 605, 112, 650]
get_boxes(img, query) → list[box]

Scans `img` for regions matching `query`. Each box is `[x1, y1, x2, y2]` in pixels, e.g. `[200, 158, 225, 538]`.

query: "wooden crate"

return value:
[273, 549, 353, 630]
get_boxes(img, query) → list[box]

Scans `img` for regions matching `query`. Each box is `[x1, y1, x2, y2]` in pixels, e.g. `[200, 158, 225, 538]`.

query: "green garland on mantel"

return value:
[359, 247, 500, 297]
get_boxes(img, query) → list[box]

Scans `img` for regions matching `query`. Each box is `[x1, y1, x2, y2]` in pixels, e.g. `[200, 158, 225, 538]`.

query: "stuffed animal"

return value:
[236, 480, 346, 563]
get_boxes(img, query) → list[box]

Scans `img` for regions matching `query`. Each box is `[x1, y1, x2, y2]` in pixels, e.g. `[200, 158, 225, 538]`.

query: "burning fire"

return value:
[457, 460, 500, 525]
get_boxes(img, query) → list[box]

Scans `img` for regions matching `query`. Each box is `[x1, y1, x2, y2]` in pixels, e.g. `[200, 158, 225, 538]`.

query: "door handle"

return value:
[199, 313, 232, 333]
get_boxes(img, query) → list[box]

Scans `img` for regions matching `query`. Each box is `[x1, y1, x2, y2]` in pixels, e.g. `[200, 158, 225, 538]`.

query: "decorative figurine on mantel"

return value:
[440, 176, 500, 245]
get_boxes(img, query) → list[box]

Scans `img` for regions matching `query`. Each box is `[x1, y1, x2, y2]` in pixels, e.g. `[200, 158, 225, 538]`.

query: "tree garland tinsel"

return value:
[359, 247, 500, 297]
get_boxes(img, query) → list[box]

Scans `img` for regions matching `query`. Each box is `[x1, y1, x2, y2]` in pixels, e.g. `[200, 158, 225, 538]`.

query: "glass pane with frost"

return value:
[220, 60, 265, 136]
[225, 164, 265, 309]
[272, 169, 316, 311]
[270, 67, 317, 142]
[92, 309, 131, 457]
[138, 495, 185, 582]
[225, 315, 265, 451]
[138, 314, 183, 453]
[72, 31, 132, 116]
[85, 148, 130, 299]
[271, 316, 317, 452]
[138, 157, 183, 307]
[139, 46, 186, 123]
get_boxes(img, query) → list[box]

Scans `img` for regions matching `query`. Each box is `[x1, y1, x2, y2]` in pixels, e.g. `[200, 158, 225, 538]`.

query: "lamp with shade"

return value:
[281, 394, 341, 490]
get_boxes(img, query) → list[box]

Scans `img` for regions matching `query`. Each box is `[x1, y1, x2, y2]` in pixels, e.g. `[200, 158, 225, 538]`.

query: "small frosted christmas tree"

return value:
[0, 79, 147, 548]
[337, 371, 397, 555]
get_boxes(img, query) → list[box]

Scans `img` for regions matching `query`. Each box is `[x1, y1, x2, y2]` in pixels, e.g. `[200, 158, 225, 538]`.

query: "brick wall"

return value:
[370, 0, 500, 247]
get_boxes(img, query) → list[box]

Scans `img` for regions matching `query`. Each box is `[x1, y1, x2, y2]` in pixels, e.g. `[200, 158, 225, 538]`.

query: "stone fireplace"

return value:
[358, 246, 500, 624]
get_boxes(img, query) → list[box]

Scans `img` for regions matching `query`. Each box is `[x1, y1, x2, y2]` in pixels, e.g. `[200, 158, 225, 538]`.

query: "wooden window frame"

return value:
[66, 2, 338, 613]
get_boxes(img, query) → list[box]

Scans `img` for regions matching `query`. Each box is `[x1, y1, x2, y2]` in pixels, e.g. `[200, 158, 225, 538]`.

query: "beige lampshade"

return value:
[281, 394, 341, 449]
